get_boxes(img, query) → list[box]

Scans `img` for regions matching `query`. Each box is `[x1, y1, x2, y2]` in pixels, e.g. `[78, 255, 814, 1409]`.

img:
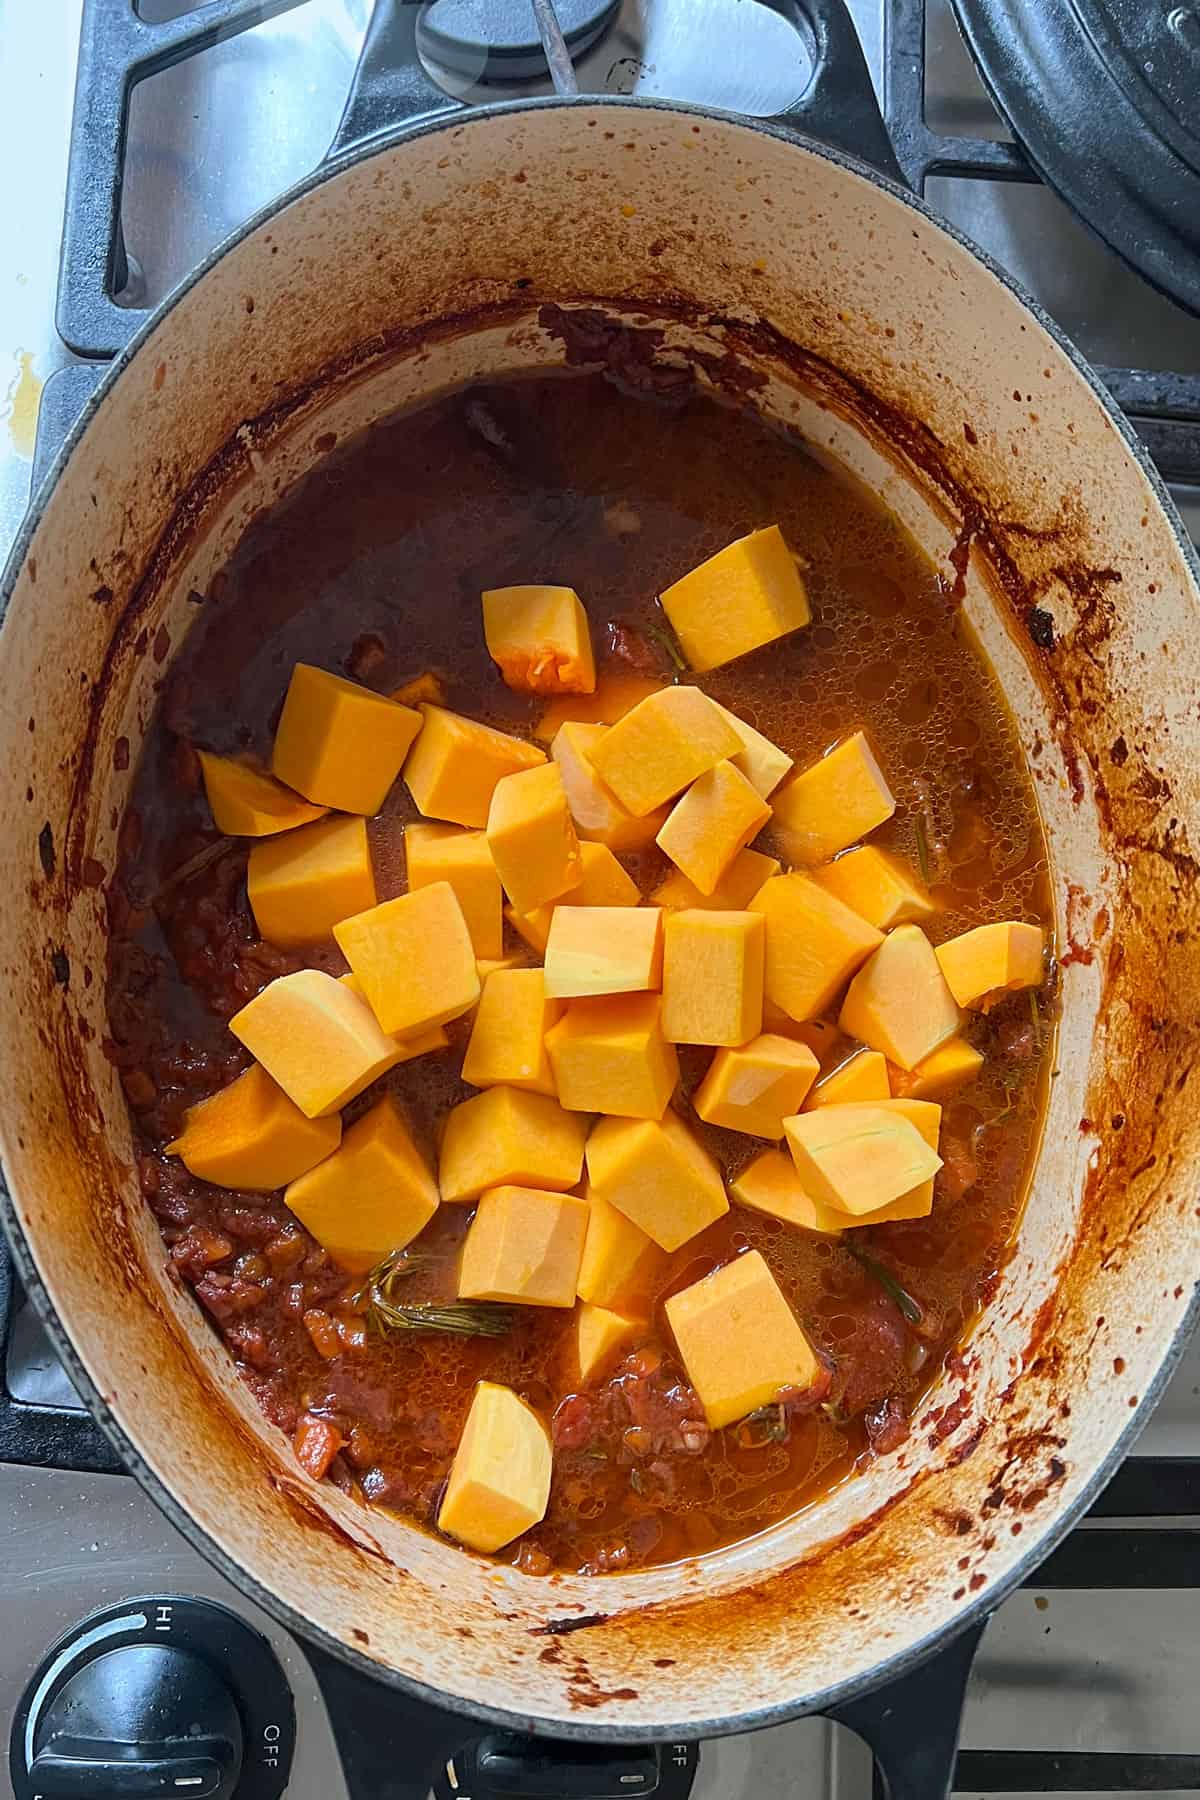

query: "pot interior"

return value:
[2, 101, 1200, 1734]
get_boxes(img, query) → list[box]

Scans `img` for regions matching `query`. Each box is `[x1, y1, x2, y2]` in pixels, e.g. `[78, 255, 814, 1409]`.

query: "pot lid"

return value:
[419, 0, 620, 80]
[951, 0, 1200, 316]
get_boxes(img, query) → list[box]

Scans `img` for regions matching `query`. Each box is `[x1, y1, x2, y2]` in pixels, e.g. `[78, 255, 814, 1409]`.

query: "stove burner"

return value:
[419, 0, 621, 80]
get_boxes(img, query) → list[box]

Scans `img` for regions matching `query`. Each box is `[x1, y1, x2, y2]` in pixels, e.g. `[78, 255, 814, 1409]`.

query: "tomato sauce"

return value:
[105, 370, 1054, 1575]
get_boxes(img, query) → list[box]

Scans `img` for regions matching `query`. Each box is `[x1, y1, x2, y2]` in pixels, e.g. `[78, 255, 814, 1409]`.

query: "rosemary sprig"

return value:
[1029, 989, 1041, 1034]
[736, 1402, 790, 1447]
[153, 836, 235, 902]
[354, 1247, 514, 1340]
[847, 1245, 924, 1326]
[645, 614, 688, 673]
[914, 815, 932, 886]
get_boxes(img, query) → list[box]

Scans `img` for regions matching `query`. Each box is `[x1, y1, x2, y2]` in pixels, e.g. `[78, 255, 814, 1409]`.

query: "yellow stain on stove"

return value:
[4, 351, 42, 460]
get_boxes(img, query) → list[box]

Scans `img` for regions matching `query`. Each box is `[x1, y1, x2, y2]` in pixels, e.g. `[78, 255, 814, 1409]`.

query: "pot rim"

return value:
[3, 91, 1199, 1743]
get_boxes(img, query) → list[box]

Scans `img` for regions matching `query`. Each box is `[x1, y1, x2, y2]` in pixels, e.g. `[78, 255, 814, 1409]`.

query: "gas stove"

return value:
[3, 4, 1200, 1797]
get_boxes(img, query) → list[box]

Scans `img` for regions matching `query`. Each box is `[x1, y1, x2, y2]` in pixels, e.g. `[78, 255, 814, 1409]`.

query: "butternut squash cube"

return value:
[391, 671, 446, 708]
[248, 814, 376, 950]
[935, 921, 1046, 1009]
[653, 846, 781, 913]
[271, 663, 422, 815]
[333, 882, 479, 1037]
[660, 526, 811, 673]
[198, 751, 326, 838]
[229, 969, 401, 1118]
[729, 1150, 844, 1236]
[576, 1192, 666, 1309]
[486, 762, 582, 916]
[762, 1007, 839, 1060]
[772, 732, 896, 866]
[843, 1098, 941, 1223]
[506, 841, 641, 952]
[782, 1103, 941, 1215]
[476, 952, 531, 982]
[586, 686, 742, 817]
[551, 721, 666, 852]
[462, 968, 562, 1096]
[665, 1250, 822, 1428]
[338, 973, 449, 1065]
[839, 924, 961, 1071]
[438, 1085, 587, 1204]
[437, 1381, 551, 1553]
[543, 906, 663, 998]
[572, 1303, 643, 1385]
[656, 760, 772, 897]
[166, 1062, 340, 1191]
[458, 1185, 589, 1307]
[661, 909, 765, 1047]
[482, 584, 596, 695]
[405, 823, 502, 960]
[402, 703, 545, 828]
[890, 1036, 984, 1099]
[534, 673, 665, 743]
[806, 1048, 891, 1108]
[545, 993, 679, 1120]
[815, 845, 933, 930]
[284, 1096, 438, 1273]
[750, 873, 883, 1022]
[694, 1033, 819, 1139]
[586, 1110, 727, 1251]
[709, 700, 793, 798]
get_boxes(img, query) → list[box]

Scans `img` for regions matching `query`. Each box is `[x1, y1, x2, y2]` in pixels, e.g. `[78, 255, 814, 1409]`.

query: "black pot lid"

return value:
[951, 0, 1200, 316]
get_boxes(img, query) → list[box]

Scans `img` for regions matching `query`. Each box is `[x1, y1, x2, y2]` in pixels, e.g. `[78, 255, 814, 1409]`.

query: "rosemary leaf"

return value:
[1029, 988, 1041, 1033]
[914, 814, 932, 886]
[848, 1245, 924, 1326]
[355, 1246, 513, 1340]
[154, 837, 235, 902]
[645, 614, 688, 673]
[629, 1467, 645, 1494]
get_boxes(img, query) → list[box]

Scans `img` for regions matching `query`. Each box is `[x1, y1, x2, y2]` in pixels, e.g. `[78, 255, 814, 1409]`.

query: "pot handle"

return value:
[327, 1, 906, 187]
[759, 0, 905, 185]
[826, 1616, 987, 1798]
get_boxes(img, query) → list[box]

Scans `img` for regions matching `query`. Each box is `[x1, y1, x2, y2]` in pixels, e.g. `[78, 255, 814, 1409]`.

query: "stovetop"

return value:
[3, 3, 1200, 1797]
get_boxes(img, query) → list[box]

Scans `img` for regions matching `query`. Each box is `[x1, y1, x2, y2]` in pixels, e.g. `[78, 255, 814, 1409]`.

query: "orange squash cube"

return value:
[462, 968, 562, 1097]
[815, 845, 933, 930]
[338, 974, 448, 1065]
[545, 993, 679, 1120]
[486, 762, 582, 916]
[437, 1382, 551, 1552]
[458, 1185, 589, 1307]
[841, 1098, 941, 1223]
[750, 872, 882, 1022]
[271, 663, 421, 815]
[333, 882, 479, 1037]
[229, 969, 401, 1118]
[551, 721, 667, 852]
[694, 1033, 819, 1139]
[772, 732, 895, 866]
[576, 1192, 666, 1309]
[587, 686, 742, 817]
[656, 760, 772, 897]
[390, 671, 446, 708]
[660, 526, 811, 673]
[890, 1036, 984, 1099]
[586, 1110, 727, 1251]
[405, 823, 502, 960]
[665, 1250, 822, 1428]
[709, 700, 793, 798]
[729, 1149, 844, 1235]
[166, 1062, 340, 1191]
[543, 906, 663, 999]
[197, 751, 326, 837]
[402, 703, 545, 828]
[806, 1048, 891, 1108]
[572, 1303, 644, 1384]
[438, 1086, 587, 1204]
[839, 925, 961, 1070]
[248, 814, 376, 950]
[935, 922, 1045, 1009]
[284, 1096, 438, 1273]
[506, 840, 640, 953]
[782, 1103, 941, 1215]
[482, 585, 596, 695]
[653, 846, 781, 913]
[661, 909, 764, 1047]
[534, 673, 665, 743]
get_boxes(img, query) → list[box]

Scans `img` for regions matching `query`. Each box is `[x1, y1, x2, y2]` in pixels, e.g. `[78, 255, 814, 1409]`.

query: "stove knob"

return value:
[27, 1642, 242, 1798]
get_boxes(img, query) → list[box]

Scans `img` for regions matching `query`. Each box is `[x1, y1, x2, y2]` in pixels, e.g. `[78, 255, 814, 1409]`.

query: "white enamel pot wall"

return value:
[3, 56, 1200, 1750]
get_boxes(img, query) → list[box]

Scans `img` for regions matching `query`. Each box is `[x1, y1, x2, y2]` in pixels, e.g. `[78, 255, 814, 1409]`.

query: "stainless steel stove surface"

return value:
[3, 4, 1200, 1797]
